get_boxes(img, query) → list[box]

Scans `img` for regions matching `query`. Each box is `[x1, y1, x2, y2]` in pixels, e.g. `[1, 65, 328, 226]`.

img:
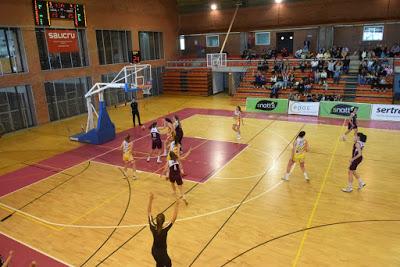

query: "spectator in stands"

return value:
[295, 48, 303, 59]
[270, 74, 277, 83]
[253, 71, 266, 88]
[342, 56, 350, 74]
[282, 72, 289, 89]
[311, 58, 319, 73]
[322, 80, 329, 91]
[270, 82, 281, 98]
[281, 47, 289, 57]
[297, 80, 305, 94]
[323, 49, 331, 60]
[390, 43, 400, 57]
[257, 59, 269, 72]
[299, 60, 307, 72]
[359, 49, 367, 60]
[327, 59, 335, 78]
[333, 61, 342, 84]
[320, 69, 328, 84]
[316, 49, 324, 60]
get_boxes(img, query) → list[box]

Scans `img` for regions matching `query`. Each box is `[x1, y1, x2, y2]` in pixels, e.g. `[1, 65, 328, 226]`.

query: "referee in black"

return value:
[130, 98, 142, 127]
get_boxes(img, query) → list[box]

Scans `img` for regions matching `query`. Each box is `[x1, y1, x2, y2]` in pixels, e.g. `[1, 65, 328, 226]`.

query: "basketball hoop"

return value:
[138, 82, 152, 95]
[207, 53, 227, 69]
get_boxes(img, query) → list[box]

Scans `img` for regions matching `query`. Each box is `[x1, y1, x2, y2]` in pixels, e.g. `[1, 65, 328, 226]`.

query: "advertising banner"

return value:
[288, 101, 320, 116]
[371, 104, 400, 121]
[319, 101, 371, 120]
[46, 29, 79, 53]
[246, 98, 288, 113]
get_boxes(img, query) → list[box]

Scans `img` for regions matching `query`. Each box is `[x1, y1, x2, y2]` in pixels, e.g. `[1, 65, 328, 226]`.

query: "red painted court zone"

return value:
[0, 233, 67, 267]
[93, 137, 248, 183]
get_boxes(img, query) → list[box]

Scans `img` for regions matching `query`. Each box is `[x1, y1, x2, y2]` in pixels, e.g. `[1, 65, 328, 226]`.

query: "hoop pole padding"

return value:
[220, 4, 239, 54]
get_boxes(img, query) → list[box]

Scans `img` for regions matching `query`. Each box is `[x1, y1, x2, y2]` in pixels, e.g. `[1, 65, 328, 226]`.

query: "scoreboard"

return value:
[33, 0, 86, 27]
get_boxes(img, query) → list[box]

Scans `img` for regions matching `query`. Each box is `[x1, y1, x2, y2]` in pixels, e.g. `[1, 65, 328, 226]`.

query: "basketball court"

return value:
[1, 95, 400, 266]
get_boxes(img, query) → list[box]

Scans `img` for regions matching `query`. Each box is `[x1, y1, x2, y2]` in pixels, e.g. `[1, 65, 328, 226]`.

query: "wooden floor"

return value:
[0, 94, 400, 266]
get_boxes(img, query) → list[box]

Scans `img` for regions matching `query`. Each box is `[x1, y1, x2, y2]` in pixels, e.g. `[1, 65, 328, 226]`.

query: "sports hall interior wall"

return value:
[0, 0, 178, 125]
[178, 0, 400, 34]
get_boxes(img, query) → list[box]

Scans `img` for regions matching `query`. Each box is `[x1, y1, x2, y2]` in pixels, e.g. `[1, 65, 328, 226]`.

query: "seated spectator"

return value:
[297, 80, 305, 94]
[270, 82, 281, 98]
[257, 60, 269, 72]
[314, 69, 320, 84]
[323, 50, 331, 60]
[253, 71, 266, 88]
[319, 69, 328, 84]
[390, 43, 400, 57]
[316, 49, 324, 60]
[322, 80, 329, 91]
[304, 81, 312, 94]
[295, 48, 303, 59]
[299, 60, 306, 72]
[270, 74, 277, 83]
[311, 58, 319, 72]
[281, 47, 289, 57]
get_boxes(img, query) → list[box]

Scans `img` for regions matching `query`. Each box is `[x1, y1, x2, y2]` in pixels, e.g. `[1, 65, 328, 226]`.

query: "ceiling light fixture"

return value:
[210, 3, 217, 10]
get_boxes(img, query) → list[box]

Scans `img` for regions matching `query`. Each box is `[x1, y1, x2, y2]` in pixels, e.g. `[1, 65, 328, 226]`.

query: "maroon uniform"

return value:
[168, 160, 182, 185]
[349, 141, 364, 170]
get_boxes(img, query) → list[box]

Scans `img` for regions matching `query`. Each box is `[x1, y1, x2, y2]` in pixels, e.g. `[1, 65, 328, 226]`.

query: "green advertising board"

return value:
[319, 101, 371, 120]
[246, 98, 288, 113]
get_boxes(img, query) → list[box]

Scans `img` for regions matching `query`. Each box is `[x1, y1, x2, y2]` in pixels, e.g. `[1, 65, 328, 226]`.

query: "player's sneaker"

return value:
[341, 186, 353, 193]
[358, 182, 366, 190]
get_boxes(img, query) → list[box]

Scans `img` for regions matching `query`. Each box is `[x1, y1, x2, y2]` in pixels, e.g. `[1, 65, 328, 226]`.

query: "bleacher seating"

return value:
[162, 68, 212, 96]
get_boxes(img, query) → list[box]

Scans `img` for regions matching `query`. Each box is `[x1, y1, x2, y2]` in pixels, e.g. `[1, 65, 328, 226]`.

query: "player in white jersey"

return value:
[283, 131, 309, 181]
[232, 106, 244, 140]
[120, 134, 136, 179]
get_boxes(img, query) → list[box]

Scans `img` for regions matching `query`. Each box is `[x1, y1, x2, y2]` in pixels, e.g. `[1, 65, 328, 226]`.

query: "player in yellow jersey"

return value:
[282, 131, 309, 181]
[120, 134, 136, 179]
[232, 106, 244, 140]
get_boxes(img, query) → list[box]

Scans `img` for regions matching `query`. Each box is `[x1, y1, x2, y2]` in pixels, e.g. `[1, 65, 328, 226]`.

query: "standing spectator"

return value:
[327, 59, 335, 78]
[342, 56, 350, 74]
[299, 60, 306, 72]
[390, 43, 400, 57]
[130, 98, 143, 127]
[320, 69, 328, 84]
[311, 58, 319, 73]
[333, 62, 342, 84]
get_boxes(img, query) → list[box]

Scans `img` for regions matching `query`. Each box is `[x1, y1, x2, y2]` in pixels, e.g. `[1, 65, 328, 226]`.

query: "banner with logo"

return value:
[246, 98, 288, 113]
[371, 104, 400, 121]
[288, 101, 320, 116]
[46, 29, 79, 53]
[319, 101, 371, 120]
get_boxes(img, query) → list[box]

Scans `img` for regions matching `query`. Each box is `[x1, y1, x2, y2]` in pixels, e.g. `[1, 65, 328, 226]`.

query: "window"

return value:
[255, 32, 271, 45]
[363, 26, 384, 41]
[101, 73, 132, 106]
[0, 85, 36, 133]
[0, 28, 27, 75]
[206, 35, 219, 47]
[139, 32, 164, 61]
[179, 35, 185, 51]
[35, 28, 88, 70]
[44, 77, 91, 121]
[151, 67, 164, 96]
[96, 30, 132, 65]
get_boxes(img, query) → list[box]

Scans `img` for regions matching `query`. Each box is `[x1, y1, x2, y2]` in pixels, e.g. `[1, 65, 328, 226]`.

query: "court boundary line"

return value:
[0, 229, 73, 267]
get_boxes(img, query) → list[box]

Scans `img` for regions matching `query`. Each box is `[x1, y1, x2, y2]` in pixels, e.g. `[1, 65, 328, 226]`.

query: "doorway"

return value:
[276, 32, 294, 54]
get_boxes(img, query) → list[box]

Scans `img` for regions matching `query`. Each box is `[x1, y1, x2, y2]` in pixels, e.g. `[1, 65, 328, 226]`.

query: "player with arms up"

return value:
[342, 106, 358, 141]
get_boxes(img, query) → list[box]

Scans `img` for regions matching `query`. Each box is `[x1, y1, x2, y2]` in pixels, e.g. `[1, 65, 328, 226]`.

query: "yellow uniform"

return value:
[292, 137, 306, 162]
[166, 141, 180, 160]
[234, 110, 241, 127]
[122, 140, 133, 162]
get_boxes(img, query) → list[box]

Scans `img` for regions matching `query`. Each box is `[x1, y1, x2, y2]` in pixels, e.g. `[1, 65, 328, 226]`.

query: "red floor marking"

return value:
[0, 232, 68, 267]
[93, 137, 247, 183]
[0, 107, 399, 263]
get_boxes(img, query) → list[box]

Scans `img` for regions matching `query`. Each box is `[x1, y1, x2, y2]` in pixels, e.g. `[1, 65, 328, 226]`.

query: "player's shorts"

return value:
[293, 153, 305, 163]
[349, 156, 363, 171]
[169, 167, 183, 185]
[348, 123, 358, 130]
[123, 152, 133, 162]
[152, 139, 162, 150]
